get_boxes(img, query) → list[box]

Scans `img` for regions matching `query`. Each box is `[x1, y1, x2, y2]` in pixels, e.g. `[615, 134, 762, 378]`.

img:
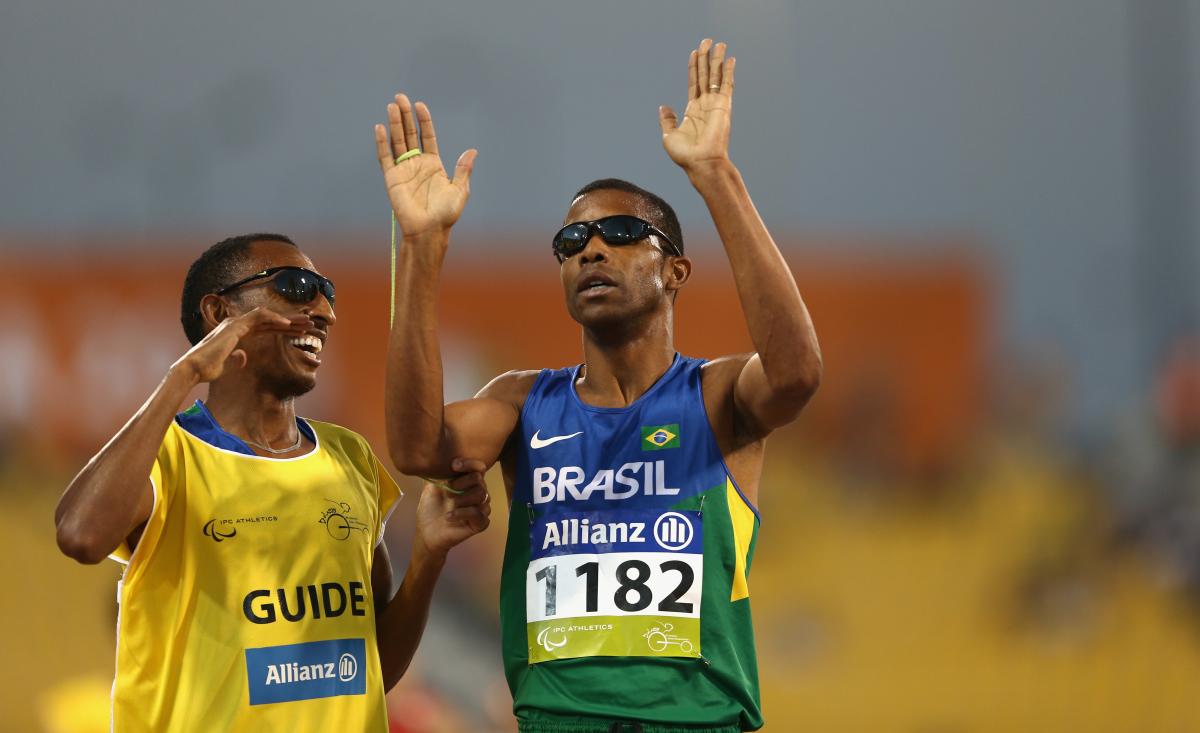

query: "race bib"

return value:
[526, 508, 702, 663]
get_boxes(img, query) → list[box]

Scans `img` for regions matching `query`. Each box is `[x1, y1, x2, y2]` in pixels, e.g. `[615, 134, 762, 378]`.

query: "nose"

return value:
[576, 233, 610, 265]
[306, 291, 337, 326]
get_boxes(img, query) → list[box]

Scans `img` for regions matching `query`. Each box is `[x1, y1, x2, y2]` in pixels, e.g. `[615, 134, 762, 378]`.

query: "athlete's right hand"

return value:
[170, 307, 313, 385]
[374, 93, 477, 239]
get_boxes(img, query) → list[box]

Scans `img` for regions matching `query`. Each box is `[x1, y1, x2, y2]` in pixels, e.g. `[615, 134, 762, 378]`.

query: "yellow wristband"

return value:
[421, 476, 466, 495]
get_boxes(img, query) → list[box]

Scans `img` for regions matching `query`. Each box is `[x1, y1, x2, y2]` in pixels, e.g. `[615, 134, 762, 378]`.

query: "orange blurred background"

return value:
[5, 234, 1199, 731]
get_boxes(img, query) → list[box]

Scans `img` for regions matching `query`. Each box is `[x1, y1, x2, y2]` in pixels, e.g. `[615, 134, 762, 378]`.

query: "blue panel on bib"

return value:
[531, 508, 703, 560]
[245, 638, 366, 705]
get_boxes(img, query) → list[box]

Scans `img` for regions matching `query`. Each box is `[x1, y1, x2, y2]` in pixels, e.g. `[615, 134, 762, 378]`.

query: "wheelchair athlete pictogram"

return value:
[642, 622, 694, 653]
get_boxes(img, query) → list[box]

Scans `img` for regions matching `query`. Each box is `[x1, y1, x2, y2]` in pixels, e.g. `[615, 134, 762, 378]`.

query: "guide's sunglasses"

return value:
[214, 266, 336, 309]
[552, 215, 681, 262]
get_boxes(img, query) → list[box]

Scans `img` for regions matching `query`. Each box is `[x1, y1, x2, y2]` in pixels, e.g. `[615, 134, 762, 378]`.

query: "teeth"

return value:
[289, 336, 323, 354]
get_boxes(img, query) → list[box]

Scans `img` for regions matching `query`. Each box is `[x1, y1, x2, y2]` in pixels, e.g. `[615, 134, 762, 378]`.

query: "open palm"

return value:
[659, 39, 736, 171]
[374, 94, 477, 238]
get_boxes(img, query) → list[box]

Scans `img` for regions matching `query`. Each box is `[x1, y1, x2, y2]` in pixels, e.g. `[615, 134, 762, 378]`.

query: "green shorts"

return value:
[517, 715, 742, 733]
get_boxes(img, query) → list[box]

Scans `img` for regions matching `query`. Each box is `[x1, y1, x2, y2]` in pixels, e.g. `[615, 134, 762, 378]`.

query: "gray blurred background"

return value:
[3, 2, 1199, 731]
[3, 0, 1196, 428]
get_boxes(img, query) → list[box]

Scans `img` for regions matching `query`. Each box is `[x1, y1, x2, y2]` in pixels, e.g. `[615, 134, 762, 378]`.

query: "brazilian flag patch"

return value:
[641, 424, 680, 451]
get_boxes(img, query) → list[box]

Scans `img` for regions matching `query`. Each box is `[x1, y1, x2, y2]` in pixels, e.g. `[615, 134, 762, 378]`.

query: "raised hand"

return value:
[659, 39, 735, 172]
[374, 94, 478, 239]
[172, 307, 312, 384]
[413, 458, 492, 559]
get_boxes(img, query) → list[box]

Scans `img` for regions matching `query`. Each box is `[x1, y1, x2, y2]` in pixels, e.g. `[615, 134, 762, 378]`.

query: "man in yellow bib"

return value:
[54, 233, 491, 732]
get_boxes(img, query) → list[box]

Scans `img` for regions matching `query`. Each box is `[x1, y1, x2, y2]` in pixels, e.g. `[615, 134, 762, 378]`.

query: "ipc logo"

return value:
[653, 512, 693, 551]
[338, 653, 358, 682]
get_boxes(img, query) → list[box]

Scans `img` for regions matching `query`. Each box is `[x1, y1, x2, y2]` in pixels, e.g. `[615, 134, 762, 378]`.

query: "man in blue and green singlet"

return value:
[376, 39, 823, 732]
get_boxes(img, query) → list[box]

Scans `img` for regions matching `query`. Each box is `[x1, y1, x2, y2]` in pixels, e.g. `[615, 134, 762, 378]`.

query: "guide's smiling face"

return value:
[558, 189, 686, 331]
[216, 240, 336, 398]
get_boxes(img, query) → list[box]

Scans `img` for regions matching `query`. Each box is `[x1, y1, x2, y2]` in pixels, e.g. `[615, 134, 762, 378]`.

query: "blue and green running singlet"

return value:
[500, 354, 764, 731]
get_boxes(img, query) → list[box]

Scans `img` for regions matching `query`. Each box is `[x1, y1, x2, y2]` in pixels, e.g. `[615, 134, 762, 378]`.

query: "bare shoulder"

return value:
[476, 369, 542, 408]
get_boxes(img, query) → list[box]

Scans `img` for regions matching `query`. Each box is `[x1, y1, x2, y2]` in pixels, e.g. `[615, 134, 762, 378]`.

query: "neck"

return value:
[205, 376, 300, 448]
[577, 313, 676, 408]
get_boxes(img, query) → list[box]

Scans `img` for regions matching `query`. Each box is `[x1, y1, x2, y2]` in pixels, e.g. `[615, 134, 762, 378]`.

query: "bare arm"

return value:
[54, 308, 311, 564]
[375, 94, 522, 476]
[374, 465, 491, 689]
[660, 40, 822, 438]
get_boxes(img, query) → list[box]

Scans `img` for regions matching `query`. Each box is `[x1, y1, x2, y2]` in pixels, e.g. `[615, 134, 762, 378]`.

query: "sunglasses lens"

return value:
[553, 223, 591, 257]
[596, 216, 645, 245]
[274, 269, 320, 304]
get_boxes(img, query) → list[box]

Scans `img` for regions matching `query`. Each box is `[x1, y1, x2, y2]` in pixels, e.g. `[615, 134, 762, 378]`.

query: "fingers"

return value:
[696, 39, 711, 96]
[709, 42, 726, 92]
[450, 457, 489, 475]
[445, 470, 486, 496]
[446, 487, 490, 512]
[387, 101, 407, 158]
[241, 307, 312, 333]
[415, 102, 438, 157]
[428, 478, 491, 528]
[447, 505, 490, 533]
[659, 105, 678, 136]
[688, 49, 699, 102]
[374, 124, 394, 170]
[722, 57, 735, 96]
[395, 94, 420, 152]
[452, 149, 477, 193]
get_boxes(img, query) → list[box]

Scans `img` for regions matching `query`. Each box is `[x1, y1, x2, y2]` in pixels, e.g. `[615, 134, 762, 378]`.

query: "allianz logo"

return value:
[533, 460, 679, 504]
[264, 654, 358, 686]
[540, 512, 693, 551]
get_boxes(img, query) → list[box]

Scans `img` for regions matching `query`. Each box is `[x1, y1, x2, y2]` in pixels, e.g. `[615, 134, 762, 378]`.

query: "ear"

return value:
[664, 255, 692, 295]
[198, 293, 237, 336]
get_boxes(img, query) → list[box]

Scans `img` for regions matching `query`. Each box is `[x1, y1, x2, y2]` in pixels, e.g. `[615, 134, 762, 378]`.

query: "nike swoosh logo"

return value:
[530, 430, 584, 449]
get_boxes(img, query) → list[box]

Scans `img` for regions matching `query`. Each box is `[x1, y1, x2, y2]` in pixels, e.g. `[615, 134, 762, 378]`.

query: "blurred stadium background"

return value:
[2, 1, 1198, 731]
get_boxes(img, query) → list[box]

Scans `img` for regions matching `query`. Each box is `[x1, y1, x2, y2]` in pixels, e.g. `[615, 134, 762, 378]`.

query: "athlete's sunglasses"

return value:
[214, 266, 336, 309]
[552, 215, 681, 262]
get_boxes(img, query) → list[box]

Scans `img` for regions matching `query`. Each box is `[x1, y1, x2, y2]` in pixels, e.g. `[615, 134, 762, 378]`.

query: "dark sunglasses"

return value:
[552, 215, 681, 262]
[214, 266, 336, 308]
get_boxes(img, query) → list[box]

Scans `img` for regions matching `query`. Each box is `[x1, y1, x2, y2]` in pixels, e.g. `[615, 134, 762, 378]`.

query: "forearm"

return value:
[689, 160, 822, 388]
[55, 365, 196, 563]
[385, 231, 457, 475]
[374, 542, 446, 690]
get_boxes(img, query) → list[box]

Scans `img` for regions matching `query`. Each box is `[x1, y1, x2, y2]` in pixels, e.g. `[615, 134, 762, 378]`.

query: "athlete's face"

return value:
[558, 190, 690, 330]
[218, 241, 336, 398]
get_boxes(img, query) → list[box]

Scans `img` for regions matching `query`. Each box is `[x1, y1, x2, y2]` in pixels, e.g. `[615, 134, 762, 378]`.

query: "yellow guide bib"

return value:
[109, 419, 400, 732]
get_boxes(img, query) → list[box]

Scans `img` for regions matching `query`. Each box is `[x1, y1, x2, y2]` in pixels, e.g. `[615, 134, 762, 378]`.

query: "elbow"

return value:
[55, 519, 112, 565]
[381, 663, 410, 693]
[386, 427, 453, 478]
[800, 354, 823, 399]
[387, 447, 440, 479]
[775, 355, 823, 412]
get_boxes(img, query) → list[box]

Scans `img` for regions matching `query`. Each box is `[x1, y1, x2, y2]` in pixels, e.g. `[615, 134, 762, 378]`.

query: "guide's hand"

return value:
[375, 93, 477, 239]
[413, 458, 492, 559]
[172, 307, 312, 384]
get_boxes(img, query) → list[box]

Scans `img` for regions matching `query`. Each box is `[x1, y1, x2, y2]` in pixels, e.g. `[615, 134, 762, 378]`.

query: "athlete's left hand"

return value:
[412, 458, 492, 559]
[659, 38, 735, 173]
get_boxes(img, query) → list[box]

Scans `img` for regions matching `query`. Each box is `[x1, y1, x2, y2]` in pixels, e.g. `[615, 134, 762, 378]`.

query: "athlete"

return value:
[375, 39, 821, 732]
[54, 233, 492, 731]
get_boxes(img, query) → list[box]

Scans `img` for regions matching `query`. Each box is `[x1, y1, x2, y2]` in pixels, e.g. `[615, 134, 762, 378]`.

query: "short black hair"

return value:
[572, 178, 684, 256]
[180, 233, 296, 345]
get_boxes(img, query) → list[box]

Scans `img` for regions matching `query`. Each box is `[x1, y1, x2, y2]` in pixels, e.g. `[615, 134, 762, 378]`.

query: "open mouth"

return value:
[577, 273, 617, 295]
[289, 335, 324, 365]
